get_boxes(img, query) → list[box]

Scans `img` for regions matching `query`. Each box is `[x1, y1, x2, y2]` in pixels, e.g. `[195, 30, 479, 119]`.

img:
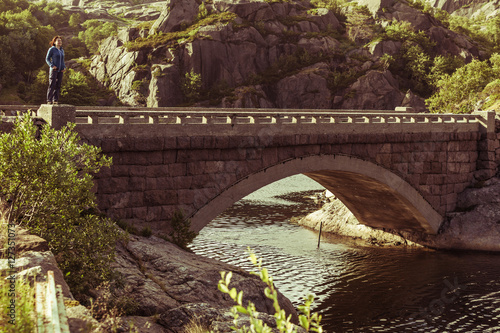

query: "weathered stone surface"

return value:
[339, 70, 405, 109]
[150, 0, 200, 34]
[0, 250, 73, 298]
[275, 63, 332, 109]
[147, 64, 183, 107]
[111, 235, 299, 322]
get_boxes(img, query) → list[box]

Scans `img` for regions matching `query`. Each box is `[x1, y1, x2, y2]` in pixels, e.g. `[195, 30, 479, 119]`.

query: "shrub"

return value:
[181, 69, 203, 103]
[426, 58, 496, 113]
[0, 114, 122, 297]
[78, 20, 118, 54]
[60, 68, 98, 105]
[168, 210, 197, 250]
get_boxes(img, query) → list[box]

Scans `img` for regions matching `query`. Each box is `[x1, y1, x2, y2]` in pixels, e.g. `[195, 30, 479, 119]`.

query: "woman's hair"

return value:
[49, 36, 62, 46]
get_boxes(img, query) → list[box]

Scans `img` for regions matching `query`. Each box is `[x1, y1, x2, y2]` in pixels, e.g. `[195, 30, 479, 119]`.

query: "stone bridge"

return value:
[3, 105, 499, 234]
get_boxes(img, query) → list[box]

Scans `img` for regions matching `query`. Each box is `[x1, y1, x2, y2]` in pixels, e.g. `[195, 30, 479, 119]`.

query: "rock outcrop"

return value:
[86, 0, 483, 109]
[300, 176, 500, 251]
[0, 227, 300, 332]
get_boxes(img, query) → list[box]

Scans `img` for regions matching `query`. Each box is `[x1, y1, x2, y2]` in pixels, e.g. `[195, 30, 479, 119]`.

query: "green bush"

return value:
[78, 19, 118, 54]
[181, 69, 203, 103]
[0, 114, 122, 297]
[426, 57, 497, 113]
[167, 210, 197, 250]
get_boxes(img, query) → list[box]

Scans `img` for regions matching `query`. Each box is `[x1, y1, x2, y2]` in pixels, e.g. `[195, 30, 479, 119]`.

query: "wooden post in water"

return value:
[317, 221, 323, 248]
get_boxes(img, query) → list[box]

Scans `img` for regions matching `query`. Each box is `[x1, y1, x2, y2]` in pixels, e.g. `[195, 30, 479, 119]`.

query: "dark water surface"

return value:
[189, 175, 500, 332]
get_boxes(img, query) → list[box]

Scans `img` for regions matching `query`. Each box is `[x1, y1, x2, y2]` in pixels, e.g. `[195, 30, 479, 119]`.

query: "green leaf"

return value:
[299, 315, 310, 330]
[218, 283, 229, 294]
[229, 287, 237, 300]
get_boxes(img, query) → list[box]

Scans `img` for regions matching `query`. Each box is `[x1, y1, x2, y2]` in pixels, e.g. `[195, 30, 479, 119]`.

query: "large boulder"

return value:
[149, 0, 200, 34]
[428, 26, 479, 61]
[147, 64, 183, 107]
[110, 235, 298, 322]
[275, 63, 332, 109]
[339, 70, 405, 110]
[219, 85, 274, 108]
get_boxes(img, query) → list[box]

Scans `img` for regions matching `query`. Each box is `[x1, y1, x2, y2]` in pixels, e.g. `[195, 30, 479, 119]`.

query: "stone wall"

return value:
[92, 130, 482, 233]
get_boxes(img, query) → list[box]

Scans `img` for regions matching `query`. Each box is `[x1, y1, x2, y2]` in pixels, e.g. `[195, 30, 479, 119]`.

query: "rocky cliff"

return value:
[86, 0, 483, 109]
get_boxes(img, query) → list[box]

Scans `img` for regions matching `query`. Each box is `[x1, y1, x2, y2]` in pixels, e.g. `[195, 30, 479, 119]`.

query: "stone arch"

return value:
[189, 154, 442, 234]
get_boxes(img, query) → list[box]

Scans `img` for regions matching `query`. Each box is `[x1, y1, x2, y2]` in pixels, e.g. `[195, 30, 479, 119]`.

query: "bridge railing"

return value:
[72, 108, 486, 126]
[0, 105, 494, 134]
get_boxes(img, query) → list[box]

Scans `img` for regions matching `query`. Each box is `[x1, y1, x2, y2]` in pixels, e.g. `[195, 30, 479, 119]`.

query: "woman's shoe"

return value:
[47, 101, 52, 104]
[53, 101, 59, 105]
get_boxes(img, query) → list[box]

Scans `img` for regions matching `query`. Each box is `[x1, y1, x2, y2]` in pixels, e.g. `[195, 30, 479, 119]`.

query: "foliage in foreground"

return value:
[0, 275, 36, 333]
[218, 249, 323, 333]
[0, 114, 122, 297]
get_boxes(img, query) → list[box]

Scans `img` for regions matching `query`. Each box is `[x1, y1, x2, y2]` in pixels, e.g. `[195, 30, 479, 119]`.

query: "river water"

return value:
[189, 175, 500, 332]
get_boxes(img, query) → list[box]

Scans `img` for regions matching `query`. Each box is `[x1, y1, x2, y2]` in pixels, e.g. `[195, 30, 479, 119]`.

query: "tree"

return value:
[78, 20, 118, 54]
[426, 58, 495, 113]
[0, 114, 120, 296]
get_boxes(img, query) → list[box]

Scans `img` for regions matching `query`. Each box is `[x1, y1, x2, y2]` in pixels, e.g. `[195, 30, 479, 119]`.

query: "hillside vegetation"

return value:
[0, 0, 499, 112]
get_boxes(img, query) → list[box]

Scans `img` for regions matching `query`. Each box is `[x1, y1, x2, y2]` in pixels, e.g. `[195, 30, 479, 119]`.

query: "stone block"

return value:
[144, 190, 178, 206]
[246, 148, 262, 160]
[190, 136, 204, 149]
[459, 163, 472, 174]
[135, 137, 163, 151]
[339, 144, 352, 155]
[192, 174, 212, 188]
[131, 207, 148, 220]
[37, 104, 75, 130]
[187, 161, 207, 175]
[172, 176, 193, 189]
[247, 159, 264, 173]
[164, 137, 177, 149]
[176, 149, 208, 163]
[112, 165, 131, 177]
[220, 148, 246, 161]
[177, 136, 191, 149]
[395, 163, 408, 175]
[206, 149, 221, 161]
[145, 165, 168, 177]
[375, 154, 391, 168]
[169, 163, 187, 177]
[128, 177, 146, 192]
[277, 146, 295, 161]
[446, 163, 460, 174]
[448, 151, 470, 163]
[99, 177, 129, 194]
[476, 160, 498, 170]
[163, 150, 177, 163]
[204, 161, 225, 173]
[216, 136, 230, 148]
[146, 206, 162, 222]
[203, 136, 216, 149]
[478, 151, 496, 161]
[178, 189, 196, 205]
[320, 144, 332, 154]
[408, 161, 424, 174]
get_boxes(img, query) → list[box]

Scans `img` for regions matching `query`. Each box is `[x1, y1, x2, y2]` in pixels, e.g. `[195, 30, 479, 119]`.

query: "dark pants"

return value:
[47, 69, 63, 102]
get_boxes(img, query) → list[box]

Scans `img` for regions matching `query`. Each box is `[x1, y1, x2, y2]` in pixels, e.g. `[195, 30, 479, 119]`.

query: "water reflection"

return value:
[189, 175, 500, 332]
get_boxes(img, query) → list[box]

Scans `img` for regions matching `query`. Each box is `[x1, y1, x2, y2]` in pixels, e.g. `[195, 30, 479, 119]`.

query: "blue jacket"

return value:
[46, 46, 66, 71]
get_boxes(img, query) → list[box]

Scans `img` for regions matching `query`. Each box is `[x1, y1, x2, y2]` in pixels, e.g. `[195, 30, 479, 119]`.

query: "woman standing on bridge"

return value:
[45, 36, 66, 105]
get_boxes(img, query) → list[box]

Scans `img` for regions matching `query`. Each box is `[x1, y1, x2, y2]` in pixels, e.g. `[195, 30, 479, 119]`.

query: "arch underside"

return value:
[190, 155, 442, 234]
